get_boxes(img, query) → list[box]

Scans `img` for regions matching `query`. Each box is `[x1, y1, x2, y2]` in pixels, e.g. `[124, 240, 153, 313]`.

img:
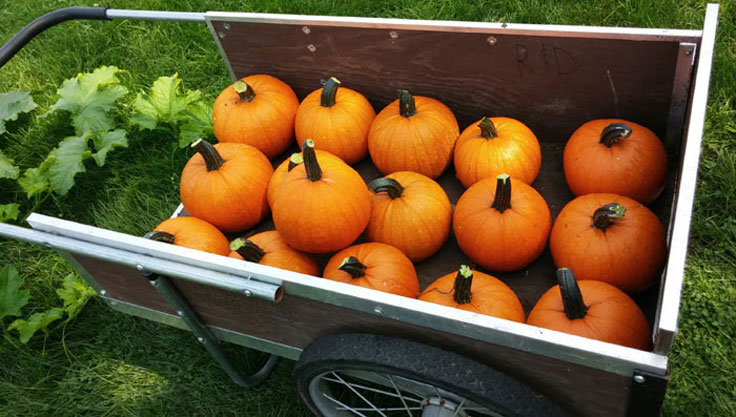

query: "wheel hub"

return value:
[420, 397, 468, 417]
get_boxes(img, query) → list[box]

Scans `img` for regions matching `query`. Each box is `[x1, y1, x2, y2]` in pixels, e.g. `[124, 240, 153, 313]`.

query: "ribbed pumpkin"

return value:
[419, 265, 525, 322]
[146, 217, 230, 256]
[267, 149, 343, 209]
[272, 140, 371, 253]
[295, 77, 376, 164]
[213, 74, 299, 159]
[563, 119, 667, 204]
[180, 139, 272, 233]
[453, 174, 551, 271]
[365, 171, 451, 262]
[368, 90, 459, 179]
[527, 268, 650, 350]
[549, 193, 666, 294]
[454, 117, 541, 187]
[229, 231, 320, 276]
[323, 243, 419, 298]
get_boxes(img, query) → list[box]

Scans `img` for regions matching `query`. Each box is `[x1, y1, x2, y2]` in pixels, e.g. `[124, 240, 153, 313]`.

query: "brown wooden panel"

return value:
[75, 254, 633, 416]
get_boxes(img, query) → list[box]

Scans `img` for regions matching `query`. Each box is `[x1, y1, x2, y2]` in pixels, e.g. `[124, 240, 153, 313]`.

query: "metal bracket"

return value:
[626, 369, 669, 416]
[142, 270, 279, 388]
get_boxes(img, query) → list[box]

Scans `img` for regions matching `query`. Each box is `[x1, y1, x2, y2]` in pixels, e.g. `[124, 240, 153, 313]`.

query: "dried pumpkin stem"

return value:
[368, 177, 404, 199]
[320, 77, 341, 107]
[599, 122, 632, 147]
[557, 268, 588, 320]
[398, 90, 417, 118]
[491, 173, 512, 213]
[230, 238, 265, 263]
[288, 153, 303, 171]
[233, 80, 256, 102]
[479, 117, 499, 139]
[339, 256, 367, 278]
[452, 265, 473, 304]
[301, 139, 322, 182]
[144, 231, 175, 244]
[192, 139, 225, 172]
[591, 203, 626, 231]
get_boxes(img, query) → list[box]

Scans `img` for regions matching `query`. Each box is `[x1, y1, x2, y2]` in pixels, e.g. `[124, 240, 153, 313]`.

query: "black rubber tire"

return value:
[293, 333, 568, 417]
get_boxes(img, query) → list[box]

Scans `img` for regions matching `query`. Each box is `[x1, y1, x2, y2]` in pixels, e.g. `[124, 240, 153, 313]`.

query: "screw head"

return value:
[685, 47, 693, 56]
[223, 23, 230, 30]
[634, 375, 646, 384]
[487, 36, 497, 45]
[218, 31, 225, 39]
[307, 44, 317, 52]
[243, 290, 253, 297]
[389, 31, 399, 39]
[302, 26, 311, 34]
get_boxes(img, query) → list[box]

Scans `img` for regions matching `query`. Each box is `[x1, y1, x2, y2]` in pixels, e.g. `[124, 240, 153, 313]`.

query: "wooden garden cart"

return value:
[0, 4, 720, 416]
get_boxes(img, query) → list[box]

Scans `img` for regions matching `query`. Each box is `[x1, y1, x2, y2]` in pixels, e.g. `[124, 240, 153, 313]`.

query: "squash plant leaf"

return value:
[18, 156, 53, 199]
[9, 308, 63, 343]
[56, 273, 96, 319]
[0, 149, 20, 180]
[179, 101, 214, 148]
[48, 134, 93, 195]
[0, 264, 30, 321]
[0, 203, 20, 223]
[131, 73, 202, 130]
[92, 129, 128, 167]
[0, 91, 36, 135]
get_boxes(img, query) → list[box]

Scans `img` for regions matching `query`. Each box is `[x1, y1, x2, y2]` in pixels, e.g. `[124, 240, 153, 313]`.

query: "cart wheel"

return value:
[293, 333, 567, 417]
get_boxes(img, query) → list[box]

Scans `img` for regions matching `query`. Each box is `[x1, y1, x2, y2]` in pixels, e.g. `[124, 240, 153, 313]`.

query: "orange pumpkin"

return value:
[368, 90, 459, 179]
[272, 140, 371, 253]
[146, 216, 230, 256]
[454, 117, 541, 187]
[366, 171, 451, 262]
[323, 242, 419, 298]
[295, 77, 376, 165]
[527, 268, 650, 350]
[213, 74, 299, 159]
[419, 265, 525, 322]
[180, 139, 272, 233]
[229, 230, 320, 276]
[563, 119, 667, 204]
[453, 174, 551, 271]
[266, 149, 343, 209]
[549, 193, 666, 293]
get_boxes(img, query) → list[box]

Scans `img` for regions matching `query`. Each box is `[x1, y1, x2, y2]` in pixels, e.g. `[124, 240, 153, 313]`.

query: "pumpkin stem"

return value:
[452, 265, 474, 304]
[144, 231, 175, 244]
[288, 153, 303, 171]
[338, 256, 366, 279]
[368, 177, 404, 199]
[591, 203, 626, 231]
[599, 122, 632, 147]
[398, 90, 417, 118]
[230, 238, 265, 263]
[233, 80, 256, 102]
[557, 268, 588, 320]
[192, 139, 225, 172]
[301, 139, 322, 182]
[320, 77, 341, 108]
[479, 117, 499, 139]
[491, 174, 512, 213]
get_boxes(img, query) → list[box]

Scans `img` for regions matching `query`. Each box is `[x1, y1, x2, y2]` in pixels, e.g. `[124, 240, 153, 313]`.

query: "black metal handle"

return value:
[0, 7, 109, 70]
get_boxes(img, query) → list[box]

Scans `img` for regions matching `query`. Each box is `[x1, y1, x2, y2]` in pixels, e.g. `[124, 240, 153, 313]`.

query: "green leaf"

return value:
[56, 273, 96, 319]
[44, 66, 128, 135]
[0, 264, 29, 321]
[9, 308, 63, 343]
[178, 101, 214, 148]
[47, 134, 92, 195]
[131, 74, 202, 131]
[92, 129, 128, 167]
[0, 204, 20, 223]
[0, 91, 36, 135]
[0, 149, 20, 180]
[18, 156, 53, 199]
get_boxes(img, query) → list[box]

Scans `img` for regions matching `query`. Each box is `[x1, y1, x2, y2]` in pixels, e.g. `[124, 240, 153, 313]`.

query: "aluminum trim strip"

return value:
[106, 9, 206, 22]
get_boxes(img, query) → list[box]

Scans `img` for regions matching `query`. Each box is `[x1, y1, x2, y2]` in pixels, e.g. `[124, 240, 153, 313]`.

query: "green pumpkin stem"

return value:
[301, 139, 322, 182]
[144, 231, 175, 244]
[368, 177, 404, 199]
[233, 80, 256, 102]
[338, 256, 366, 279]
[452, 265, 473, 304]
[491, 174, 512, 213]
[599, 122, 632, 147]
[398, 90, 417, 118]
[192, 139, 225, 172]
[479, 117, 499, 139]
[591, 203, 626, 231]
[230, 238, 265, 263]
[320, 77, 341, 107]
[288, 153, 303, 171]
[557, 268, 588, 320]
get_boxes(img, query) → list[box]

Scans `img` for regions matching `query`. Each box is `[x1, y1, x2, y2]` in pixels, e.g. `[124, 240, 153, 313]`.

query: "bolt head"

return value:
[302, 26, 310, 34]
[243, 290, 253, 297]
[634, 375, 646, 384]
[197, 337, 205, 343]
[487, 36, 498, 45]
[307, 44, 317, 52]
[373, 306, 384, 316]
[389, 31, 399, 39]
[99, 290, 107, 296]
[136, 265, 144, 271]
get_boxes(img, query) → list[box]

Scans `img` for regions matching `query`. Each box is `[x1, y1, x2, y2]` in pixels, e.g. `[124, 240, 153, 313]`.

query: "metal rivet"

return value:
[149, 280, 158, 287]
[100, 290, 107, 296]
[223, 23, 230, 30]
[197, 337, 205, 343]
[634, 375, 646, 384]
[389, 31, 398, 39]
[302, 26, 310, 34]
[243, 290, 253, 297]
[685, 47, 693, 56]
[373, 306, 383, 316]
[307, 44, 317, 52]
[136, 265, 144, 271]
[218, 31, 225, 39]
[177, 310, 184, 316]
[487, 36, 497, 45]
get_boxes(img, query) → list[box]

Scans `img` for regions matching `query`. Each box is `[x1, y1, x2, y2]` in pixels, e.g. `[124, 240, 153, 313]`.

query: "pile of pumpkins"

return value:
[146, 74, 668, 351]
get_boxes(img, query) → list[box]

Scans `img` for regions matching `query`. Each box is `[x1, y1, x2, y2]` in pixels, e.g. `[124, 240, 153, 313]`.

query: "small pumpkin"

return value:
[267, 149, 343, 209]
[563, 119, 667, 204]
[295, 77, 376, 164]
[454, 117, 541, 187]
[323, 242, 419, 298]
[549, 193, 666, 293]
[180, 139, 273, 233]
[213, 74, 300, 159]
[453, 174, 551, 271]
[418, 265, 525, 322]
[146, 217, 230, 256]
[272, 139, 371, 253]
[366, 171, 451, 262]
[229, 231, 320, 276]
[368, 90, 459, 179]
[527, 268, 650, 350]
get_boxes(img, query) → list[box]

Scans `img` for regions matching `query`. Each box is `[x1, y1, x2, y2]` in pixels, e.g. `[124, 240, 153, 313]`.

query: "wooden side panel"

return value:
[75, 254, 632, 417]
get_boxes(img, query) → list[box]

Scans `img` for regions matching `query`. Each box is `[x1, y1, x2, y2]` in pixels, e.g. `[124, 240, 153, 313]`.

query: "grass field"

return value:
[1, 0, 734, 416]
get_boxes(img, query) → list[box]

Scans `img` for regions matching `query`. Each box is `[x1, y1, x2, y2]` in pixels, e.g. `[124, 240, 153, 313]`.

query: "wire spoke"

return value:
[322, 393, 369, 417]
[452, 398, 466, 417]
[330, 372, 389, 417]
[322, 377, 423, 403]
[388, 374, 415, 417]
[337, 407, 424, 412]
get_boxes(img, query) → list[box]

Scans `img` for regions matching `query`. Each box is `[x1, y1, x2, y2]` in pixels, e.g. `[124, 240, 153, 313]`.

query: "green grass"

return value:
[1, 0, 734, 415]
